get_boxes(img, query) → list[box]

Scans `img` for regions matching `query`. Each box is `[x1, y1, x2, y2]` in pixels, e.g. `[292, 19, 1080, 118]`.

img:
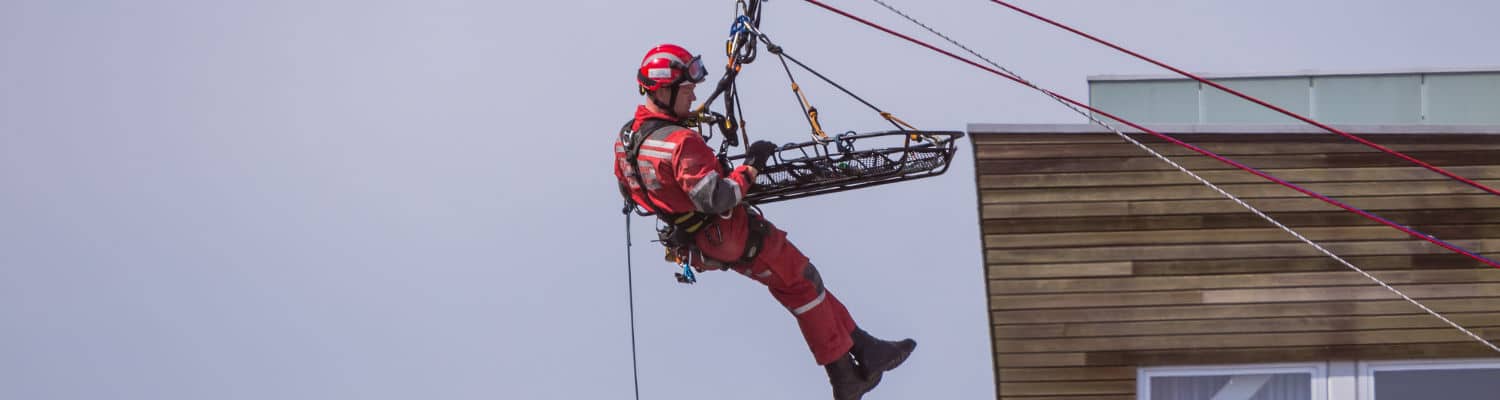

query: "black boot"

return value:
[825, 353, 880, 400]
[850, 328, 917, 381]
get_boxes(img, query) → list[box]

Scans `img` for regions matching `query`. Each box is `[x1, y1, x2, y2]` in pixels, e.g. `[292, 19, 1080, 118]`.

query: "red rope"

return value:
[798, 0, 1500, 269]
[986, 0, 1500, 199]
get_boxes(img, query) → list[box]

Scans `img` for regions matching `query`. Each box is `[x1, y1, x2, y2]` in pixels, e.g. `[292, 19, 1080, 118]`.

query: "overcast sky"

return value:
[4, 1, 1500, 399]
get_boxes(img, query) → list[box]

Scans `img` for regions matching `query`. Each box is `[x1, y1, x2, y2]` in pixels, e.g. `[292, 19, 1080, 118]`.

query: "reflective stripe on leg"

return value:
[792, 263, 828, 315]
[792, 291, 827, 315]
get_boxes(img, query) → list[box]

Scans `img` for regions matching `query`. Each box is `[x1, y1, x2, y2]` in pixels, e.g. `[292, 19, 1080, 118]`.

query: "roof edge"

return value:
[1088, 66, 1500, 82]
[966, 123, 1500, 135]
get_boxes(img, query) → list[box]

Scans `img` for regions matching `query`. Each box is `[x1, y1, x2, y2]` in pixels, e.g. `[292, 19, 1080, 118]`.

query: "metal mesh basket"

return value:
[730, 130, 964, 204]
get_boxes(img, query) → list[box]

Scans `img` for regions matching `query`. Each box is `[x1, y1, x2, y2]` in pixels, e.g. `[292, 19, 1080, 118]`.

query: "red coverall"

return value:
[615, 105, 857, 365]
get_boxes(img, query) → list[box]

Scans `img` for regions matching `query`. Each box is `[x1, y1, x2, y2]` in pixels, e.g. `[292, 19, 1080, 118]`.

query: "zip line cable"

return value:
[984, 0, 1500, 199]
[829, 0, 1500, 352]
[801, 0, 1500, 269]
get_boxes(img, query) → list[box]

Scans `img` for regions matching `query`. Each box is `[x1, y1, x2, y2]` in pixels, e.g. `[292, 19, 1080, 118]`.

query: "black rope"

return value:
[765, 44, 906, 131]
[732, 86, 751, 147]
[623, 213, 641, 400]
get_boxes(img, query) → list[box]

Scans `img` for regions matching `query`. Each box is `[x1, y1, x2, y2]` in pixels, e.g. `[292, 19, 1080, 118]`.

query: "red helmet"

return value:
[637, 44, 708, 92]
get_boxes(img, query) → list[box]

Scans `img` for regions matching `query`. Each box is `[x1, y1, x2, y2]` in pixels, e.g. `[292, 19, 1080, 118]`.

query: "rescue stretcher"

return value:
[726, 130, 964, 205]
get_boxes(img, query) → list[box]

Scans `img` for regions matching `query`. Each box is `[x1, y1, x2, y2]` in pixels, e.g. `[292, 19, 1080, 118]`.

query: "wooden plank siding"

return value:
[972, 128, 1500, 399]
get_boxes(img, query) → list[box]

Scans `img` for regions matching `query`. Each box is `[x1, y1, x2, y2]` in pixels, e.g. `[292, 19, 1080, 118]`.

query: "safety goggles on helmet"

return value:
[681, 55, 708, 84]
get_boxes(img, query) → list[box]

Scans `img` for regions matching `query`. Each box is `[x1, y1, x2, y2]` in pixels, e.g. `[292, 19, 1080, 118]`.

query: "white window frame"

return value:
[1357, 358, 1500, 400]
[1139, 362, 1329, 400]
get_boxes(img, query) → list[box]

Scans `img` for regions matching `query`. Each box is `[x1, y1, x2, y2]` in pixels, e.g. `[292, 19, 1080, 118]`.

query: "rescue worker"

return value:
[614, 43, 916, 400]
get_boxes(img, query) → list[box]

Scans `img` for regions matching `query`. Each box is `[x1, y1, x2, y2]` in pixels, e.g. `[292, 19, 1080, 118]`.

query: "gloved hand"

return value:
[745, 140, 778, 171]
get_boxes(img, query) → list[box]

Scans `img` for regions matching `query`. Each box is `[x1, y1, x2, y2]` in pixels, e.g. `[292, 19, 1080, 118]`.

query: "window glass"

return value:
[1150, 373, 1312, 400]
[1373, 368, 1500, 400]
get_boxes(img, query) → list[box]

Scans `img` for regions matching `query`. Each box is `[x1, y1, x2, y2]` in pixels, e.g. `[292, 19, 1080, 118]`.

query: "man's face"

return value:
[653, 82, 697, 117]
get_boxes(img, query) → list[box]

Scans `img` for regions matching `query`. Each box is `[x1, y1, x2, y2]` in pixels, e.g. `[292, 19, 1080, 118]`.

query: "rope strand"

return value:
[802, 0, 1500, 268]
[624, 214, 642, 400]
[747, 25, 909, 131]
[850, 0, 1500, 353]
[984, 0, 1500, 199]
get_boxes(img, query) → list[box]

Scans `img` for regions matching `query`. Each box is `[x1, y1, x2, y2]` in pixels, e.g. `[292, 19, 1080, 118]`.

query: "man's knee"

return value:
[792, 263, 828, 316]
[802, 263, 826, 295]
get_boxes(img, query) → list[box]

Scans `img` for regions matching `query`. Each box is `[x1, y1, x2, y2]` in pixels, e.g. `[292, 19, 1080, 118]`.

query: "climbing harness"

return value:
[618, 119, 714, 279]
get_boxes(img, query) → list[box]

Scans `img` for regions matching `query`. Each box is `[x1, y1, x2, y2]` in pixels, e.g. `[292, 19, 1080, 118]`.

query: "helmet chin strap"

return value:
[649, 85, 685, 120]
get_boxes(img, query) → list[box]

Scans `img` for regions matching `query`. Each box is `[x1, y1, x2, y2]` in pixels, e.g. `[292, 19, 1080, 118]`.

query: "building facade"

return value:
[975, 69, 1500, 400]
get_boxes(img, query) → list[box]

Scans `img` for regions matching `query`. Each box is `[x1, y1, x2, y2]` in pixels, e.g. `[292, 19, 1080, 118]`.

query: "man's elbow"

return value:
[690, 179, 743, 215]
